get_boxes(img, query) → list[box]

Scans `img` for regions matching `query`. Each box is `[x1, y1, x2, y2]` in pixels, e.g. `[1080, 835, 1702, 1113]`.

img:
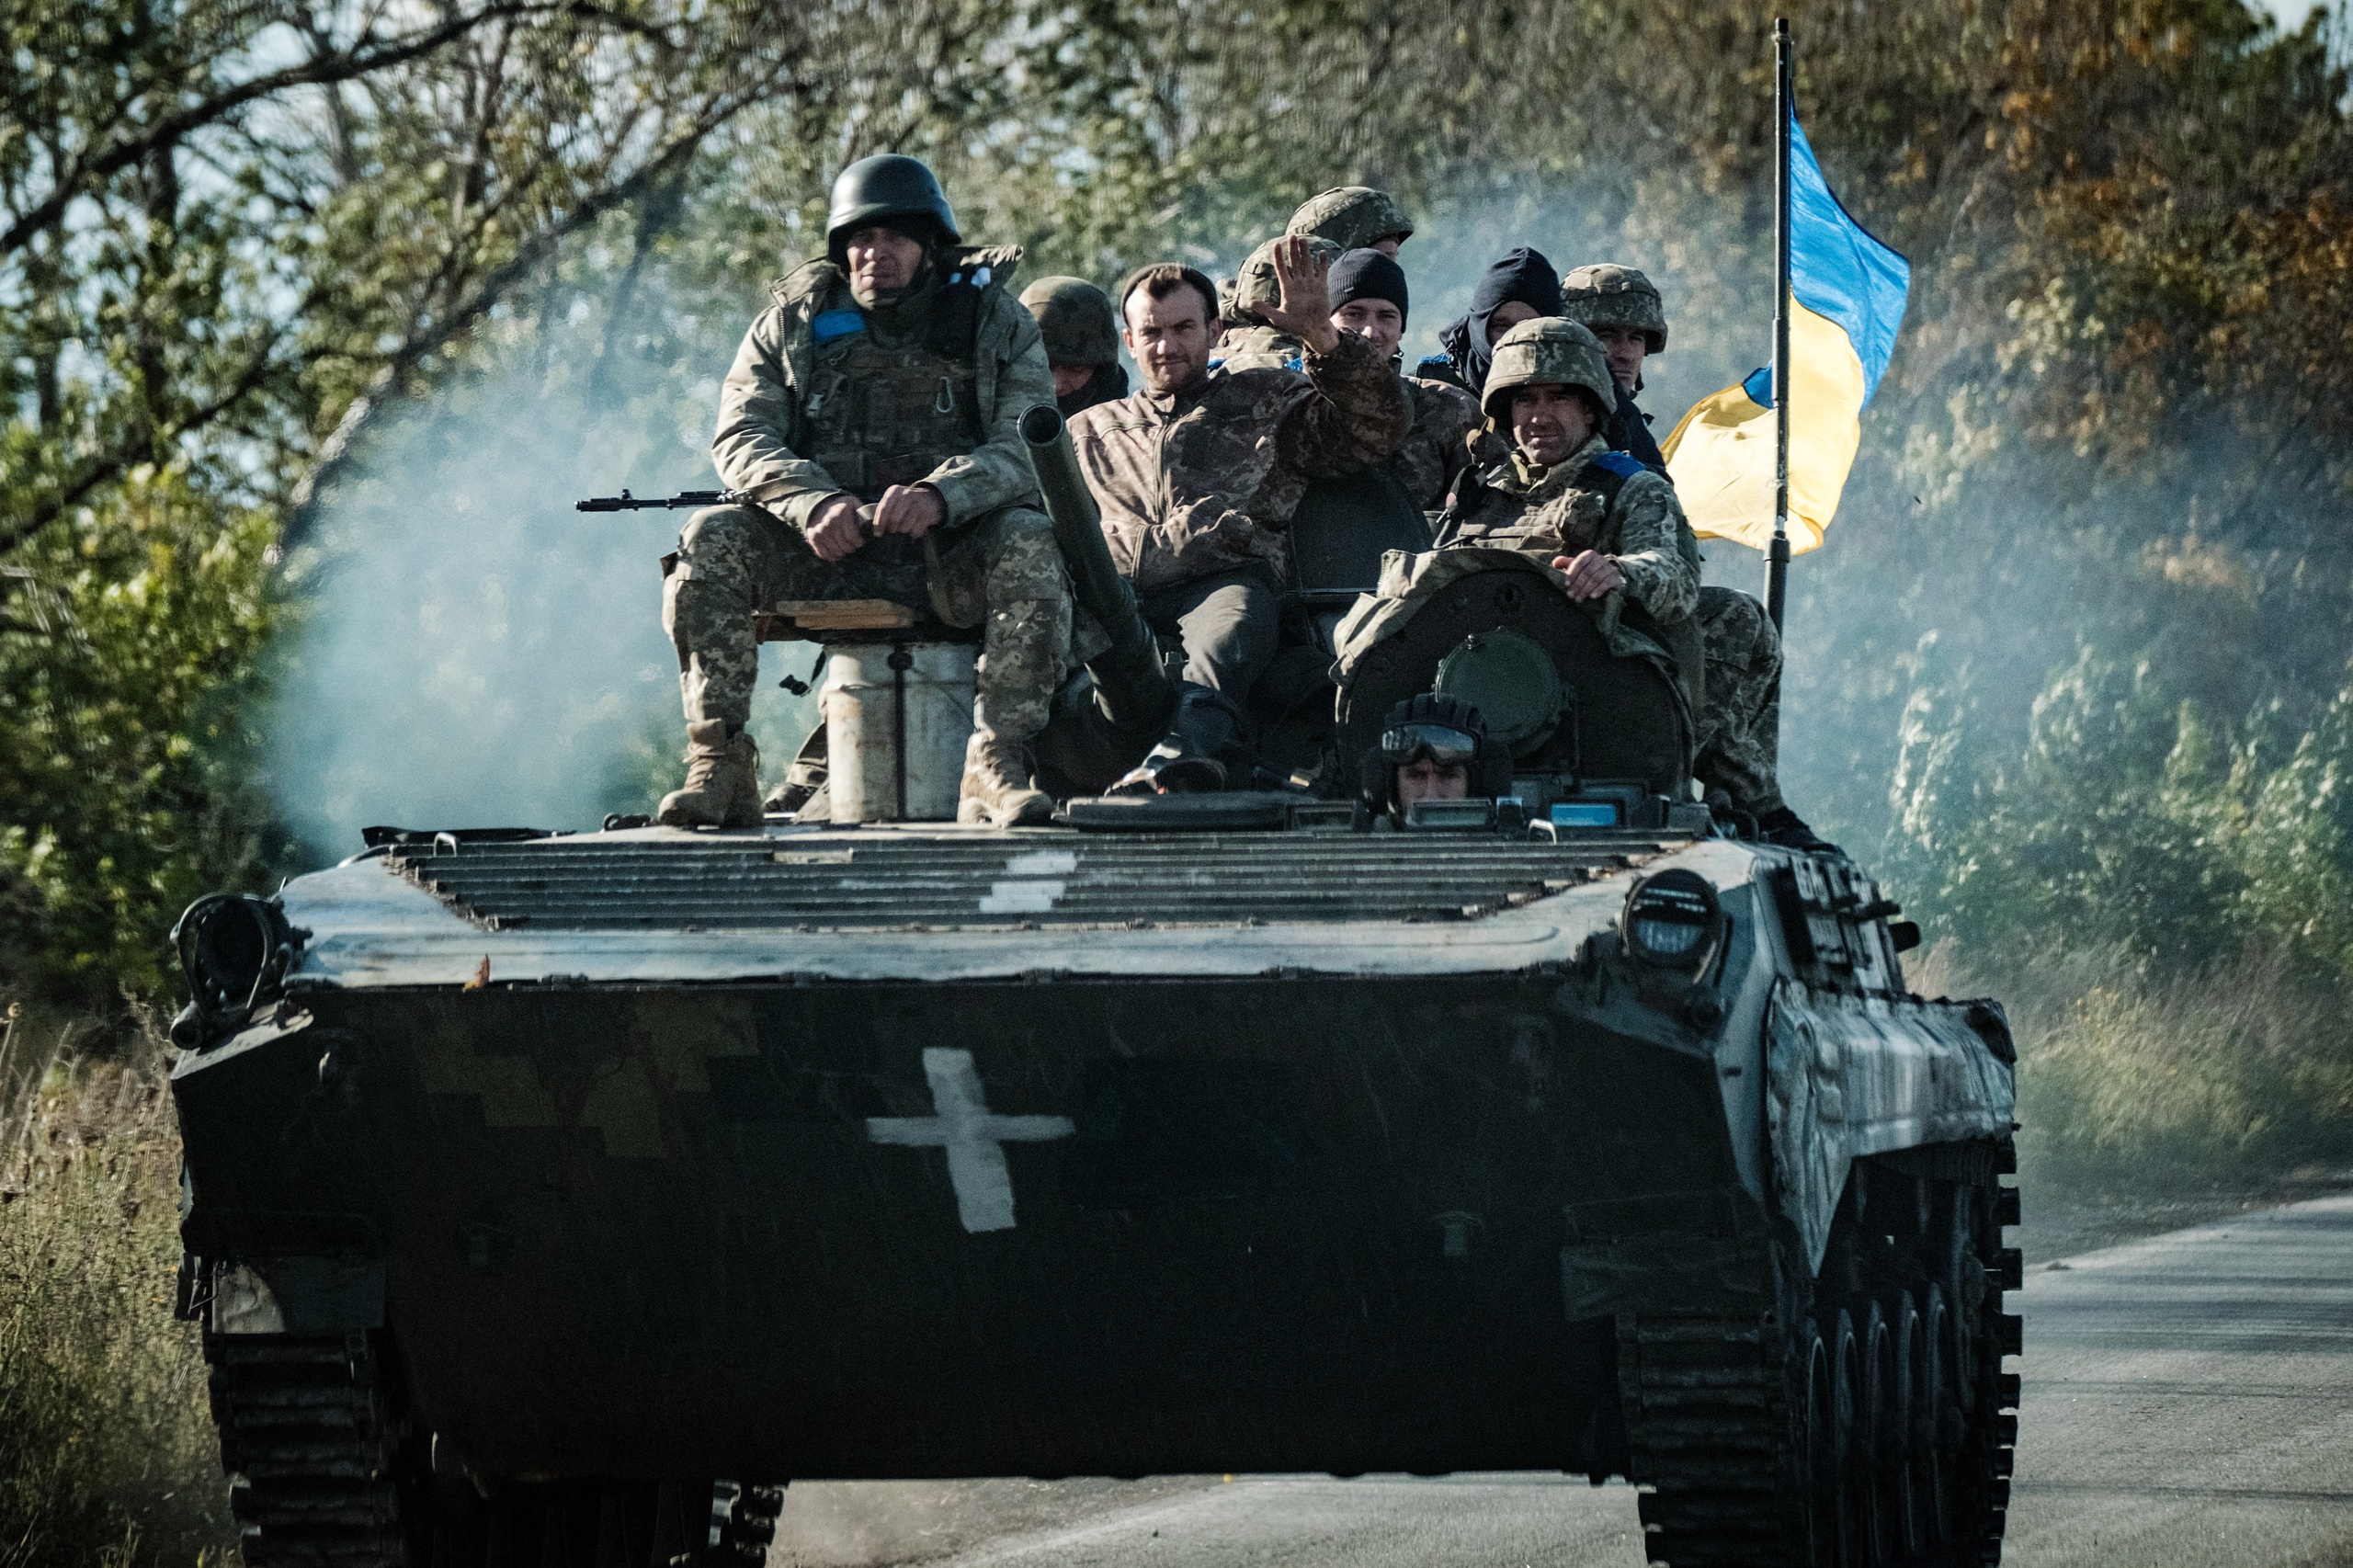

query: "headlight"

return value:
[173, 893, 293, 1021]
[1620, 869, 1722, 970]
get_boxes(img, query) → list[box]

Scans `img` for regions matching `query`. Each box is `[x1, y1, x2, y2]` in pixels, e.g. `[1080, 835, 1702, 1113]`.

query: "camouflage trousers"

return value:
[662, 504, 1073, 743]
[1694, 585, 1784, 817]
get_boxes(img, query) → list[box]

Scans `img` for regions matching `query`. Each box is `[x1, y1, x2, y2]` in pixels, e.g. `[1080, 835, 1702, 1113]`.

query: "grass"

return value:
[1913, 938, 2353, 1187]
[0, 1004, 233, 1568]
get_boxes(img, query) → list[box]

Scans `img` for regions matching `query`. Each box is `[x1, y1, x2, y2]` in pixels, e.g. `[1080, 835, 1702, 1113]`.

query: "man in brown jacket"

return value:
[1071, 242, 1412, 790]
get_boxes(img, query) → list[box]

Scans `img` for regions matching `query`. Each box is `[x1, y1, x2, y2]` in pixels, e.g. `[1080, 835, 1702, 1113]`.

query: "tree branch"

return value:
[0, 1, 581, 258]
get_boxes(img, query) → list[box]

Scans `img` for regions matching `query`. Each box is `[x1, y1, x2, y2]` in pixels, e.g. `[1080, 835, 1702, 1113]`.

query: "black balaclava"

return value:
[1451, 246, 1563, 393]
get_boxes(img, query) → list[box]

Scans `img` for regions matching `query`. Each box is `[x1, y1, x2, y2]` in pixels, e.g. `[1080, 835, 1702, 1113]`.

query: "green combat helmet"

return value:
[1019, 276, 1120, 367]
[1287, 186, 1415, 252]
[1558, 263, 1668, 353]
[1233, 233, 1346, 323]
[826, 154, 961, 264]
[1481, 316, 1618, 424]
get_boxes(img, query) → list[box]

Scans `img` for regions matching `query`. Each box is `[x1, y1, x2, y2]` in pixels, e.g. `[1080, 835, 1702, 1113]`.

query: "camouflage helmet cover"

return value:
[1233, 234, 1344, 322]
[1558, 263, 1668, 352]
[825, 154, 961, 260]
[1481, 316, 1618, 424]
[1286, 186, 1415, 252]
[1018, 276, 1121, 366]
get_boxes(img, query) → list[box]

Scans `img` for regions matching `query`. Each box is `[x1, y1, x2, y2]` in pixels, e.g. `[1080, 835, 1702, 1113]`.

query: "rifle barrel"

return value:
[574, 489, 740, 513]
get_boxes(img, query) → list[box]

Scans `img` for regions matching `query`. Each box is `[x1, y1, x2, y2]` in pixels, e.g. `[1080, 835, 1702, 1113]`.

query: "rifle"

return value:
[574, 488, 752, 513]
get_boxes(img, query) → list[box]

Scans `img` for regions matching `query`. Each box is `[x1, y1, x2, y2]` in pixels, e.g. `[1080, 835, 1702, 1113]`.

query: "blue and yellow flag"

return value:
[1662, 111, 1910, 553]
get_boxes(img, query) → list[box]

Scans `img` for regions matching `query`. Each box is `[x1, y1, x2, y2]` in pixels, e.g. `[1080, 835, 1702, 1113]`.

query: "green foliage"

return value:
[0, 472, 282, 1003]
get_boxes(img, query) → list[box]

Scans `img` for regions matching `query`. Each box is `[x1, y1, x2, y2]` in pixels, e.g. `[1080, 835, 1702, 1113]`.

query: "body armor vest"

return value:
[801, 296, 985, 501]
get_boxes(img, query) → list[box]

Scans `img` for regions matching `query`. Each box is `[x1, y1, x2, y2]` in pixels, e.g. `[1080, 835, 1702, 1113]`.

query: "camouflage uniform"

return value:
[1072, 328, 1412, 594]
[1442, 316, 1706, 720]
[1073, 328, 1411, 775]
[1286, 187, 1415, 252]
[1694, 585, 1785, 817]
[667, 243, 1070, 800]
[1395, 376, 1489, 510]
[1441, 433, 1700, 626]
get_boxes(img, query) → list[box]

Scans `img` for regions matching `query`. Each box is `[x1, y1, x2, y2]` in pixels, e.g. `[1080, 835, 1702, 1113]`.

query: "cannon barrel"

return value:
[1021, 403, 1175, 736]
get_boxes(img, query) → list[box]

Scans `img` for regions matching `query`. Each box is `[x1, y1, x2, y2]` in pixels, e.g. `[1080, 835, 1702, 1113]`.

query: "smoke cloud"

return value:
[265, 349, 814, 863]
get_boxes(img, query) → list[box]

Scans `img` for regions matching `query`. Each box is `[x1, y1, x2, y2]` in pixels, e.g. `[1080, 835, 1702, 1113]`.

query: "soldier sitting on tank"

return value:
[1358, 694, 1509, 827]
[1324, 247, 1487, 512]
[1558, 267, 1835, 852]
[1438, 316, 1699, 638]
[657, 154, 1073, 831]
[1019, 276, 1129, 419]
[1558, 263, 1670, 476]
[1070, 247, 1412, 792]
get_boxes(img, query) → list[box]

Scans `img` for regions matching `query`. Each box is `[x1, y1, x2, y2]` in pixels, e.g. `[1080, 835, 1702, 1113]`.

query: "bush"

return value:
[0, 1006, 232, 1568]
[1916, 939, 2353, 1183]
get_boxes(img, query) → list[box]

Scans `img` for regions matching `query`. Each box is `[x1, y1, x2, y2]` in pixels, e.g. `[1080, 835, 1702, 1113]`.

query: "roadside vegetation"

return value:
[0, 1006, 229, 1567]
[6, 0, 2353, 1559]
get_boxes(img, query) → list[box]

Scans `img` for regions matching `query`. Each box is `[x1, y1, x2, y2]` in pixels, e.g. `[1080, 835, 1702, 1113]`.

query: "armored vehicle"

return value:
[168, 416, 2018, 1568]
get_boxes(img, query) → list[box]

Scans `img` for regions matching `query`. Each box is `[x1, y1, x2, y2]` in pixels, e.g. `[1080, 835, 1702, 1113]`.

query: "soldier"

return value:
[658, 153, 1072, 830]
[1324, 247, 1485, 510]
[1018, 276, 1129, 418]
[1558, 262, 1669, 474]
[1358, 694, 1492, 825]
[1286, 186, 1415, 257]
[1442, 317, 1831, 850]
[1439, 316, 1699, 646]
[1422, 246, 1563, 395]
[1214, 233, 1342, 374]
[1071, 243, 1412, 790]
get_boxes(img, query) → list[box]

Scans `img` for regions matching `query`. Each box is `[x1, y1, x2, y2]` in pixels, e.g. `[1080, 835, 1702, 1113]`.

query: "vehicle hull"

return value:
[176, 973, 1755, 1481]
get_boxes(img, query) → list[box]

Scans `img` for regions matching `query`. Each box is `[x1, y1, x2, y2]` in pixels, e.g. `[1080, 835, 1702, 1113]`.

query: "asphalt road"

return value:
[767, 1195, 2353, 1568]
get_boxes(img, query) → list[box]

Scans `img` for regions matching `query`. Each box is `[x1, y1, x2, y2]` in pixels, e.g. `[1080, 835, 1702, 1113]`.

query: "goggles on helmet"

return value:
[1378, 722, 1480, 767]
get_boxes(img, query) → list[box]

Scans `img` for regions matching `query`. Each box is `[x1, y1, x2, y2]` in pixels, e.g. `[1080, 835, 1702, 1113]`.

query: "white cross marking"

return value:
[979, 849, 1080, 915]
[866, 1047, 1074, 1232]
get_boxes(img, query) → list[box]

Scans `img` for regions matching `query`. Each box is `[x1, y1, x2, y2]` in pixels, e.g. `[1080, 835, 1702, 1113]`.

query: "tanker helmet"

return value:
[1286, 186, 1415, 252]
[1233, 234, 1345, 324]
[826, 155, 961, 264]
[1359, 693, 1507, 823]
[1481, 317, 1617, 425]
[1558, 263, 1668, 353]
[1019, 276, 1121, 367]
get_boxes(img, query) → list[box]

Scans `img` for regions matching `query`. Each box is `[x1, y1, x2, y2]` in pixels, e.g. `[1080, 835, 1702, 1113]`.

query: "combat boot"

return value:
[958, 732, 1053, 826]
[657, 720, 763, 829]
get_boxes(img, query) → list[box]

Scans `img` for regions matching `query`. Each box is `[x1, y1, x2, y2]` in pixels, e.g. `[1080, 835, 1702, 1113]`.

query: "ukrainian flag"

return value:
[1662, 111, 1910, 553]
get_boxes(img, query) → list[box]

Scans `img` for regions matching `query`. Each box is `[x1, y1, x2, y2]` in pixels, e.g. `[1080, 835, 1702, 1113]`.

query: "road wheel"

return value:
[1884, 1290, 1927, 1562]
[1859, 1299, 1903, 1567]
[1824, 1307, 1875, 1566]
[1798, 1312, 1839, 1568]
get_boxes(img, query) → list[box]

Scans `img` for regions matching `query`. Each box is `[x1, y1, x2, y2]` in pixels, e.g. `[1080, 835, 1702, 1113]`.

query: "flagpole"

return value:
[1767, 17, 1792, 631]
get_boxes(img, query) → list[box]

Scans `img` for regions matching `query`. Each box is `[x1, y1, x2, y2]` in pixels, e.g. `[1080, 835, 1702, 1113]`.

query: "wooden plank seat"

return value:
[752, 600, 979, 644]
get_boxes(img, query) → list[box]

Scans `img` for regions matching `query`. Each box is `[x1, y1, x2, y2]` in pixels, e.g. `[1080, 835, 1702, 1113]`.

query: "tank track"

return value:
[206, 1328, 786, 1568]
[706, 1482, 787, 1566]
[1620, 1139, 2022, 1567]
[206, 1331, 408, 1567]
